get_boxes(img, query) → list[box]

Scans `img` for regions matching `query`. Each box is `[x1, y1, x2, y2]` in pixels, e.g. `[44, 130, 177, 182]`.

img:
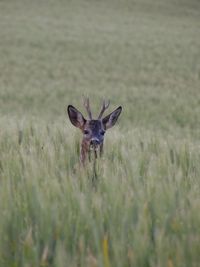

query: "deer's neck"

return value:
[80, 139, 89, 164]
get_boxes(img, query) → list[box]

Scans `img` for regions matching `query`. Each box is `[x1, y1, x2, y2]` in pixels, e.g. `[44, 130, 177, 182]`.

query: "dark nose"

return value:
[90, 138, 100, 146]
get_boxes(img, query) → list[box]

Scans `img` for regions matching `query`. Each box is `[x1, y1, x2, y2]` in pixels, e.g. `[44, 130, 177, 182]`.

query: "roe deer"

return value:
[67, 98, 122, 164]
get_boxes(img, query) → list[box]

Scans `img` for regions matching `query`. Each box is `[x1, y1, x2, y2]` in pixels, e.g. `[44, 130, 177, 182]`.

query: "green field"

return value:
[0, 0, 200, 266]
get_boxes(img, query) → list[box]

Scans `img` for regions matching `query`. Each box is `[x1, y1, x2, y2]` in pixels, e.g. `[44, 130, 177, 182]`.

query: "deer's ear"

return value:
[67, 105, 86, 129]
[102, 106, 122, 130]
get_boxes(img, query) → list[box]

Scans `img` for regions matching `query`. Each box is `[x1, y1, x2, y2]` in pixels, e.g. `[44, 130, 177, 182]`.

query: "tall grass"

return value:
[0, 120, 199, 267]
[0, 0, 200, 266]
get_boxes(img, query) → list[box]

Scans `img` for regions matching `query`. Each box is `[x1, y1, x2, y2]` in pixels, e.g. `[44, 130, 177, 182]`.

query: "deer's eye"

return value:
[84, 130, 89, 135]
[100, 130, 105, 136]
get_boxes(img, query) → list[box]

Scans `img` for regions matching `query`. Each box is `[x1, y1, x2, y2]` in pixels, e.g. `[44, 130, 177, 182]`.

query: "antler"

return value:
[83, 97, 92, 120]
[98, 99, 110, 119]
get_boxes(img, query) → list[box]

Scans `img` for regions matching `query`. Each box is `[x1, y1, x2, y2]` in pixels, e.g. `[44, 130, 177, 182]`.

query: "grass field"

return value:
[0, 0, 200, 266]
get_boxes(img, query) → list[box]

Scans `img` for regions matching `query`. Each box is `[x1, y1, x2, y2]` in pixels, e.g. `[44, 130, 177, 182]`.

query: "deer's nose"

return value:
[90, 138, 100, 146]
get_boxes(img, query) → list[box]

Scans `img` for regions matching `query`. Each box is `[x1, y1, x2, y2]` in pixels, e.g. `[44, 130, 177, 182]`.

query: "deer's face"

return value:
[67, 101, 122, 160]
[83, 120, 105, 149]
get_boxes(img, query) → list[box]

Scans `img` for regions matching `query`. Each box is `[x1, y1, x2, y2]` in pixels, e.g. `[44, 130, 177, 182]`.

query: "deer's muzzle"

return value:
[90, 138, 100, 150]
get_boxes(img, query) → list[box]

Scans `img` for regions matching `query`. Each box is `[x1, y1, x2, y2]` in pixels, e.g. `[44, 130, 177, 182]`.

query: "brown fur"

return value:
[67, 100, 122, 164]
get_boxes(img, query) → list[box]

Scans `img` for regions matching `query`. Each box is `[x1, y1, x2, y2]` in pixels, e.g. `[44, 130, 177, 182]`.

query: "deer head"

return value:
[67, 98, 122, 164]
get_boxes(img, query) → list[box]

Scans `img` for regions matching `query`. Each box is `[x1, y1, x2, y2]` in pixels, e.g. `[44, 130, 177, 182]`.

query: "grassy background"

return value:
[0, 0, 200, 266]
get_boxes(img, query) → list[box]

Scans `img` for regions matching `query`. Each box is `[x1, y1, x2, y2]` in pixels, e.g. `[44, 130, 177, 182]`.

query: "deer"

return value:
[67, 98, 122, 164]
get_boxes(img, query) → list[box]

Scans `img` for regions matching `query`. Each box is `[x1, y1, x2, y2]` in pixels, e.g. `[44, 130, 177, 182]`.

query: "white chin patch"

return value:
[90, 144, 99, 151]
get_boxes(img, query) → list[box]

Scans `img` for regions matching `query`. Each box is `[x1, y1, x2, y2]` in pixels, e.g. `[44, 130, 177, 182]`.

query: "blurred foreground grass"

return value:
[0, 119, 200, 267]
[0, 0, 200, 266]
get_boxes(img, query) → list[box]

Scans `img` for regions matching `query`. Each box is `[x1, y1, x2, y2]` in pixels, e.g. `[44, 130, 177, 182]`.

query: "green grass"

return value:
[0, 0, 200, 266]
